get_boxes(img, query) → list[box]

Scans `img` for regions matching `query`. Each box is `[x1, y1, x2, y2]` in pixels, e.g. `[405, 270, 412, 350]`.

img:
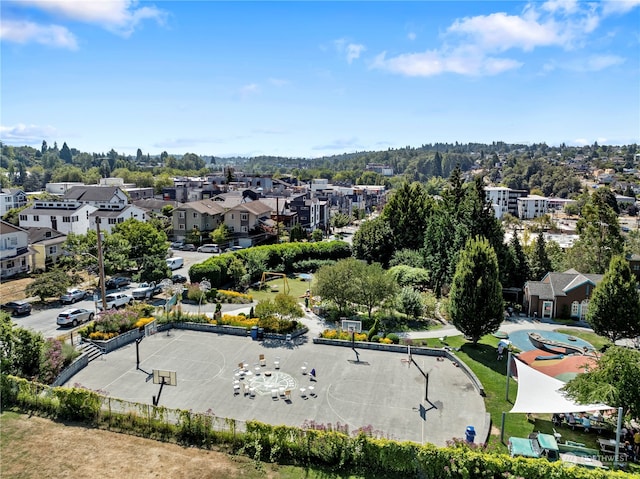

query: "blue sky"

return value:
[1, 1, 639, 159]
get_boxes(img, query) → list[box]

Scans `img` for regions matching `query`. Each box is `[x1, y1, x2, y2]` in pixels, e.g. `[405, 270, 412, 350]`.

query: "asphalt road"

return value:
[11, 249, 218, 340]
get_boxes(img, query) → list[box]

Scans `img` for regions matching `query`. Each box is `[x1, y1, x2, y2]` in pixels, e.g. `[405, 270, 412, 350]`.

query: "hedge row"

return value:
[1, 375, 632, 479]
[189, 240, 352, 287]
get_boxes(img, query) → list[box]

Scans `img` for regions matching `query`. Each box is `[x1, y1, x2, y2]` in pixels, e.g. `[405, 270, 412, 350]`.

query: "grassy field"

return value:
[0, 411, 382, 479]
[248, 274, 314, 304]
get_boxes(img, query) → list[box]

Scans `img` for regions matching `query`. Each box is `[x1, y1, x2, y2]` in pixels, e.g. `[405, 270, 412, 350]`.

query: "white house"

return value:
[0, 220, 35, 279]
[89, 205, 148, 233]
[485, 187, 510, 218]
[517, 195, 549, 220]
[63, 185, 129, 210]
[18, 201, 97, 235]
[0, 188, 28, 217]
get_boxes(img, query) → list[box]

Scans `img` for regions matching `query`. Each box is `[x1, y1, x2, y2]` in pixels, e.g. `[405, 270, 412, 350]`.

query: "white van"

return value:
[166, 257, 184, 270]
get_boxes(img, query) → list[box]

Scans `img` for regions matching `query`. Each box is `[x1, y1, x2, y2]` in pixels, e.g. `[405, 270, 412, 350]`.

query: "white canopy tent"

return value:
[509, 357, 611, 414]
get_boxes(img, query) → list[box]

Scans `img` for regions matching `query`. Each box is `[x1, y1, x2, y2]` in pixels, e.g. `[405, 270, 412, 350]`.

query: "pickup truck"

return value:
[98, 293, 134, 310]
[131, 282, 163, 300]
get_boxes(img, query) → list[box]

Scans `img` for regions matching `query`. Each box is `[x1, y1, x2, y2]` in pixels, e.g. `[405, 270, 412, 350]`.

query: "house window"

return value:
[33, 215, 39, 222]
[62, 216, 71, 223]
[179, 224, 185, 230]
[72, 216, 78, 222]
[241, 226, 248, 233]
[6, 261, 14, 268]
[19, 214, 27, 221]
[571, 301, 579, 317]
[48, 246, 57, 254]
[193, 213, 198, 218]
[241, 213, 248, 221]
[108, 218, 117, 224]
[117, 218, 124, 223]
[179, 212, 185, 218]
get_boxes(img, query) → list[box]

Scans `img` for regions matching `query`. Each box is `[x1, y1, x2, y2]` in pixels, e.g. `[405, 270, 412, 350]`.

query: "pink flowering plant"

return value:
[38, 338, 80, 384]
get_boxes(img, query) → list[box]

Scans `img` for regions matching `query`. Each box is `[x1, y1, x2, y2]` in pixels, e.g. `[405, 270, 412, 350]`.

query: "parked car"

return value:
[197, 244, 219, 253]
[104, 276, 131, 290]
[57, 308, 94, 327]
[132, 282, 163, 300]
[98, 293, 134, 310]
[59, 288, 89, 304]
[1, 300, 32, 316]
[170, 241, 184, 249]
[171, 274, 188, 284]
[181, 243, 196, 251]
[166, 257, 184, 270]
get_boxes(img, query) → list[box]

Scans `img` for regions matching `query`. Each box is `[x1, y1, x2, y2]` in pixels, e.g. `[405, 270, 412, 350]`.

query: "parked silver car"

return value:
[57, 308, 95, 327]
[60, 288, 89, 304]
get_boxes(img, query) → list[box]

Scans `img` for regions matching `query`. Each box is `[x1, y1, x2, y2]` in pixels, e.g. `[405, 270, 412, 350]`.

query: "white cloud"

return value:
[601, 0, 640, 15]
[237, 83, 260, 100]
[334, 38, 366, 63]
[0, 123, 58, 143]
[371, 47, 522, 77]
[312, 137, 361, 151]
[542, 0, 580, 15]
[346, 43, 365, 63]
[582, 54, 626, 71]
[0, 19, 78, 49]
[6, 0, 167, 38]
[447, 12, 564, 52]
[268, 78, 289, 87]
[407, 32, 417, 41]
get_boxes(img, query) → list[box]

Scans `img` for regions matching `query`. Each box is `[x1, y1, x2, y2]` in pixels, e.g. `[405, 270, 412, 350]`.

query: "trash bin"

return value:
[250, 326, 258, 340]
[257, 327, 264, 340]
[465, 426, 476, 443]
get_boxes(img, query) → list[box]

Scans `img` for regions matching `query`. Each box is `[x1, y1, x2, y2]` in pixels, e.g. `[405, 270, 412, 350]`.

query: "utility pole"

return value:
[96, 217, 108, 311]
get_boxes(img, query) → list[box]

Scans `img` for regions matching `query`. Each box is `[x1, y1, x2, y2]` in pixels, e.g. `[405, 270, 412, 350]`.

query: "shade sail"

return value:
[509, 357, 611, 414]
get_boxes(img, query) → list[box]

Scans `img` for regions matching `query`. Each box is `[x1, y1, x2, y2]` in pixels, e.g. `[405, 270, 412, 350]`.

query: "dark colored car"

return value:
[105, 276, 131, 290]
[1, 300, 32, 316]
[171, 274, 188, 284]
[181, 244, 196, 251]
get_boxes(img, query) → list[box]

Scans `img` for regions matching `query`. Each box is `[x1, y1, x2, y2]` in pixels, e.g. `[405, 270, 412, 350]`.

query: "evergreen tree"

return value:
[506, 234, 530, 287]
[529, 232, 552, 280]
[448, 237, 504, 345]
[59, 142, 72, 163]
[586, 255, 640, 342]
[433, 151, 443, 178]
[382, 181, 431, 251]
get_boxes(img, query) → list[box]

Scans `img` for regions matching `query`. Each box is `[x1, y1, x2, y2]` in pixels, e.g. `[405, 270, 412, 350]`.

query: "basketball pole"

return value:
[409, 346, 436, 411]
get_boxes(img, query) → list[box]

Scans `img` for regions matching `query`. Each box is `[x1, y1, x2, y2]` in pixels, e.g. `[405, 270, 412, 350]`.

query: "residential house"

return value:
[222, 200, 277, 248]
[18, 201, 97, 235]
[27, 227, 66, 271]
[0, 220, 35, 279]
[288, 193, 321, 231]
[0, 188, 28, 217]
[89, 205, 148, 233]
[627, 253, 640, 283]
[132, 198, 181, 216]
[523, 269, 603, 320]
[63, 185, 128, 210]
[172, 199, 226, 240]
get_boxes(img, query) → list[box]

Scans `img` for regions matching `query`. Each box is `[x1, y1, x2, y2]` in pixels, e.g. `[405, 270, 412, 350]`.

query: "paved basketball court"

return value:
[66, 329, 488, 446]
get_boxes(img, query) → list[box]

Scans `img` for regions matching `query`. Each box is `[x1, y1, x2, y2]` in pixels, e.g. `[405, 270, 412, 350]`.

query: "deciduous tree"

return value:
[563, 346, 640, 419]
[352, 216, 394, 266]
[586, 255, 640, 342]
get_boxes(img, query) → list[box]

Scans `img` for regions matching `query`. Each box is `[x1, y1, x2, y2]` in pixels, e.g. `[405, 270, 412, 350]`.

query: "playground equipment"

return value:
[259, 272, 290, 295]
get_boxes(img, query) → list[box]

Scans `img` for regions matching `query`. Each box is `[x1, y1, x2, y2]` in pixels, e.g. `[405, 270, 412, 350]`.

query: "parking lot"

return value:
[65, 328, 488, 446]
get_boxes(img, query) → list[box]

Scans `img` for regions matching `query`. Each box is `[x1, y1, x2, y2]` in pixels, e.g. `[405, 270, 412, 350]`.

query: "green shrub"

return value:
[386, 333, 400, 344]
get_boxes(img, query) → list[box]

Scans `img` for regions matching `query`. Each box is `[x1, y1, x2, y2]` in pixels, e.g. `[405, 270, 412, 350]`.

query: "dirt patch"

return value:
[0, 276, 34, 302]
[0, 413, 280, 479]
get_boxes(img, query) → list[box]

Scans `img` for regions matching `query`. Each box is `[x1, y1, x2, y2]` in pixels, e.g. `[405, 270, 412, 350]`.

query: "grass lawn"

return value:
[554, 328, 613, 351]
[410, 333, 612, 454]
[248, 275, 314, 304]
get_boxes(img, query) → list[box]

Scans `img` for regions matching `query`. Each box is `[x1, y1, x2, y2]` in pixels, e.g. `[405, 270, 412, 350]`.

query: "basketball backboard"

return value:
[152, 369, 177, 386]
[144, 320, 158, 337]
[341, 319, 362, 333]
